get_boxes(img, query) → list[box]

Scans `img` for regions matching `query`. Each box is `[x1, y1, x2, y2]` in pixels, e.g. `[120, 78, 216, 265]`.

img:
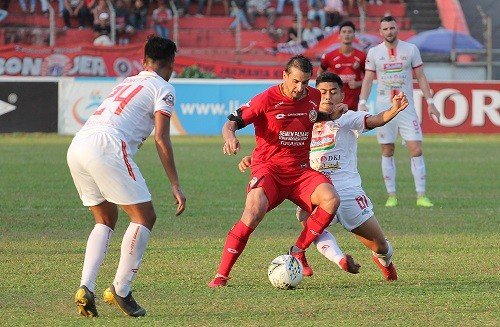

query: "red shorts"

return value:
[247, 164, 331, 213]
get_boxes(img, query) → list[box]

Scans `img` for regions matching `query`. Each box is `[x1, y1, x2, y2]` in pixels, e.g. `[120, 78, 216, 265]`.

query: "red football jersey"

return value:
[320, 48, 366, 110]
[240, 85, 321, 173]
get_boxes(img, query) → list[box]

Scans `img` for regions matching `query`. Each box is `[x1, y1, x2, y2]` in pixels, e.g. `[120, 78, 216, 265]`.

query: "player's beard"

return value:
[385, 35, 396, 44]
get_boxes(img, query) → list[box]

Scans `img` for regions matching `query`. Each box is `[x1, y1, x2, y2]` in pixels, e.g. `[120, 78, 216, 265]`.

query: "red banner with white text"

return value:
[0, 44, 286, 79]
[0, 45, 498, 133]
[413, 82, 499, 134]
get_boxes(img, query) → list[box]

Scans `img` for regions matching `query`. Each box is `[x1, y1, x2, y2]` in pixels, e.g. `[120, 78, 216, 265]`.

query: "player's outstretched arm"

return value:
[154, 112, 186, 216]
[222, 120, 241, 155]
[365, 92, 409, 129]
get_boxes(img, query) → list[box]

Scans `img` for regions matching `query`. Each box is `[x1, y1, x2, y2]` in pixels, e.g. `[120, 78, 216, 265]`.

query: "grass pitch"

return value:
[0, 134, 499, 326]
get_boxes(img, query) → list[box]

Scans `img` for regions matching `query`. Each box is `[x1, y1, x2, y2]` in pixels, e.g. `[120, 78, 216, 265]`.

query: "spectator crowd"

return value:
[0, 0, 390, 46]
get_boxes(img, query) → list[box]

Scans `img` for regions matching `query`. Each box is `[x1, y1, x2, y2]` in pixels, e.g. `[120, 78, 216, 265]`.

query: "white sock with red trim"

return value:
[113, 222, 151, 297]
[410, 155, 426, 194]
[80, 223, 113, 293]
[381, 156, 396, 194]
[314, 230, 345, 268]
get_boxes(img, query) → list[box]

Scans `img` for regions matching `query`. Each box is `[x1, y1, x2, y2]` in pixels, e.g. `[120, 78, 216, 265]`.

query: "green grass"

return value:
[0, 134, 499, 326]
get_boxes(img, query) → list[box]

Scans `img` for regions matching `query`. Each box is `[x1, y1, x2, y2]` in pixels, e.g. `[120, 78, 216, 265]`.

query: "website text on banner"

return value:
[56, 79, 499, 135]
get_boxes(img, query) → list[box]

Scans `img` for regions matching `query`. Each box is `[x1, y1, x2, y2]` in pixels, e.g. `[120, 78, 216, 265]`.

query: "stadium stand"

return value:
[0, 0, 422, 67]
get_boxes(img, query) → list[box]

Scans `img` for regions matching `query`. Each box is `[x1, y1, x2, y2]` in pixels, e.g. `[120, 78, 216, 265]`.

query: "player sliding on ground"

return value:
[239, 73, 409, 281]
[208, 55, 348, 287]
[67, 36, 186, 317]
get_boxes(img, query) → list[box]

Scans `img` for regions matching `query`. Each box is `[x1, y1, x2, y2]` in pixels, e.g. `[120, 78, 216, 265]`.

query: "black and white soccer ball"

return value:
[267, 254, 303, 289]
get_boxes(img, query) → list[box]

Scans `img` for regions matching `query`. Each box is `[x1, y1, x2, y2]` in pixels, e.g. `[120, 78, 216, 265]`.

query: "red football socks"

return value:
[217, 220, 254, 277]
[295, 206, 334, 250]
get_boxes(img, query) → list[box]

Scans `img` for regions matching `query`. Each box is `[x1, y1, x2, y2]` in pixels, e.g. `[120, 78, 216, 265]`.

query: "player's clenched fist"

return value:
[223, 137, 240, 155]
[238, 155, 252, 172]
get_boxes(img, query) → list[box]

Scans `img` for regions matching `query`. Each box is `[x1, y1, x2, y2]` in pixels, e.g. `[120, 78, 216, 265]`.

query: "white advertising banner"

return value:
[58, 77, 120, 135]
[58, 77, 184, 135]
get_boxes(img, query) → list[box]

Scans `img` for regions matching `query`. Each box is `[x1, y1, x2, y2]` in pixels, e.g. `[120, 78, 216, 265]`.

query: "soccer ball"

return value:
[267, 254, 303, 289]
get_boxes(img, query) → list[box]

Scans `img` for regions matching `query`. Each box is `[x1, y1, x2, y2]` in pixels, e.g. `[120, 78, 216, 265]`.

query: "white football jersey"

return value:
[309, 110, 371, 193]
[366, 40, 423, 109]
[77, 70, 175, 156]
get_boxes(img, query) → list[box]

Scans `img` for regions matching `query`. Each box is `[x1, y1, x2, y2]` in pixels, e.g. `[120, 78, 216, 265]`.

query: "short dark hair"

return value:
[380, 15, 396, 23]
[339, 20, 356, 32]
[285, 55, 313, 74]
[316, 72, 343, 88]
[144, 35, 177, 67]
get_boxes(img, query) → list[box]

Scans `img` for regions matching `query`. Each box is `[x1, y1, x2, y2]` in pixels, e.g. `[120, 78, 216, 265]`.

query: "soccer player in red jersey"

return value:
[317, 21, 366, 111]
[208, 55, 348, 287]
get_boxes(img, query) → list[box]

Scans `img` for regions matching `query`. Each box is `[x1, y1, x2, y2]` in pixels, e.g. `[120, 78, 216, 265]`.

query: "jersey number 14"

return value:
[94, 85, 144, 116]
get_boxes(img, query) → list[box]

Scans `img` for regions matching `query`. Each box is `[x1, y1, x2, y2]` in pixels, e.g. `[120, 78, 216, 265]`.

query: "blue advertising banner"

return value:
[56, 78, 378, 135]
[171, 79, 378, 135]
[171, 80, 277, 135]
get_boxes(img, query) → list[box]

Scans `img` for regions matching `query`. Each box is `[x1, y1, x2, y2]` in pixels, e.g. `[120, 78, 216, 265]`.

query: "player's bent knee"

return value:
[242, 200, 267, 226]
[320, 192, 340, 214]
[312, 184, 339, 214]
[121, 201, 157, 230]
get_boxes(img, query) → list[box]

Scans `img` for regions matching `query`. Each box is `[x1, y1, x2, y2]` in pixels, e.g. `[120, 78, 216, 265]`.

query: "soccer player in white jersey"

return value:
[67, 36, 186, 318]
[359, 15, 441, 208]
[239, 73, 409, 280]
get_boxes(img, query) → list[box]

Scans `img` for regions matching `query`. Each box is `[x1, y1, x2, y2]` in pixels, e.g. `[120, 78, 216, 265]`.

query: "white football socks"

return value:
[80, 223, 113, 293]
[372, 240, 393, 267]
[381, 156, 396, 194]
[113, 222, 151, 297]
[410, 155, 427, 195]
[314, 230, 345, 268]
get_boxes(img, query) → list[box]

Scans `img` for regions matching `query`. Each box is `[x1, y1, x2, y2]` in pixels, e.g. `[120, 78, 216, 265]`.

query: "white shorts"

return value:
[375, 102, 422, 144]
[335, 189, 374, 231]
[296, 187, 373, 231]
[67, 132, 151, 206]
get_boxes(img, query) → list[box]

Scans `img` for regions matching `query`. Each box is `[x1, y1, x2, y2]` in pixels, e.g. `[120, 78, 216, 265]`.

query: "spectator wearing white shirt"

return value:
[302, 19, 323, 44]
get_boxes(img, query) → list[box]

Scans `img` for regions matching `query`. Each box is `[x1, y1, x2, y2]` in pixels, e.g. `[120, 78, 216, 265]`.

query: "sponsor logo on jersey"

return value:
[383, 62, 403, 73]
[309, 109, 317, 122]
[275, 112, 307, 120]
[163, 92, 175, 107]
[308, 100, 318, 108]
[274, 101, 284, 109]
[288, 112, 306, 117]
[312, 161, 341, 171]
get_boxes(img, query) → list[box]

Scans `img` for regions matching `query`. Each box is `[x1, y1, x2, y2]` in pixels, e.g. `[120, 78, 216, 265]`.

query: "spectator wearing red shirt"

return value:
[208, 55, 348, 288]
[318, 21, 366, 111]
